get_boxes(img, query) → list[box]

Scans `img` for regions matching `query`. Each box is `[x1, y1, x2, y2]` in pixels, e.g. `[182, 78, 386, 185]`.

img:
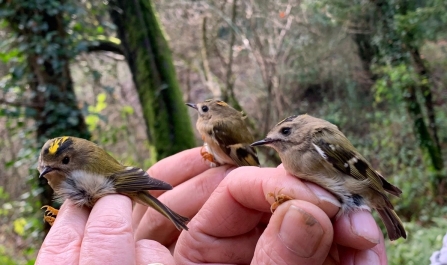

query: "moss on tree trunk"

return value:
[110, 0, 195, 160]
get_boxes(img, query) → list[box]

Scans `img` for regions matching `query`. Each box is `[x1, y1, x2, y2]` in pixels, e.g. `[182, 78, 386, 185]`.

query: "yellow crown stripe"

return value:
[48, 137, 69, 155]
[276, 115, 298, 126]
[216, 100, 228, 107]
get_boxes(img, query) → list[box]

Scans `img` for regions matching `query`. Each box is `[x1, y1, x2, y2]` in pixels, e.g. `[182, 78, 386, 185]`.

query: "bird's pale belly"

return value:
[203, 137, 235, 166]
[285, 163, 372, 215]
[54, 170, 116, 208]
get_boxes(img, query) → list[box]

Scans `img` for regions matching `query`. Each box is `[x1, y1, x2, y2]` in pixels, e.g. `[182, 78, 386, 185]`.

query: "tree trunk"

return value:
[109, 0, 195, 160]
[409, 47, 442, 167]
[352, 31, 378, 80]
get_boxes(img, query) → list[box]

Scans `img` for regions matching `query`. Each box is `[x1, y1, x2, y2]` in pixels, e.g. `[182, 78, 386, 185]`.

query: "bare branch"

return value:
[223, 0, 238, 101]
[274, 4, 294, 63]
[201, 16, 221, 98]
[86, 40, 125, 55]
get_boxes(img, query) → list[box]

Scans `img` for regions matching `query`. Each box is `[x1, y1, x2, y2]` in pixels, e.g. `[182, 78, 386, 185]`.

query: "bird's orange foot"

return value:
[41, 205, 59, 226]
[267, 189, 294, 213]
[200, 145, 219, 167]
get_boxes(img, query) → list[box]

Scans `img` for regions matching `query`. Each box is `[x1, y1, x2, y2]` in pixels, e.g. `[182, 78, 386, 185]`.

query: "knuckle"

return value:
[86, 212, 131, 236]
[40, 226, 82, 261]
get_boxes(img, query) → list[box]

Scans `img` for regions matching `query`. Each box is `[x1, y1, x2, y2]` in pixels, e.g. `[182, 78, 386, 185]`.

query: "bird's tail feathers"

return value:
[377, 207, 406, 240]
[137, 192, 189, 231]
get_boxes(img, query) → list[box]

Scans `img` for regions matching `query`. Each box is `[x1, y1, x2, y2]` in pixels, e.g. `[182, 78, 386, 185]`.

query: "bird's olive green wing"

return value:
[108, 167, 173, 192]
[312, 128, 401, 196]
[213, 121, 260, 166]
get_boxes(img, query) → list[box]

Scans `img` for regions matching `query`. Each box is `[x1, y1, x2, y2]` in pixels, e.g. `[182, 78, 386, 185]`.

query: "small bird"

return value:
[251, 114, 406, 240]
[38, 136, 189, 230]
[186, 99, 260, 167]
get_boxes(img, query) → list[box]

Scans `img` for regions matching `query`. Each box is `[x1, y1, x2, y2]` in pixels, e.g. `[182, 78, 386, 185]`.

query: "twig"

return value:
[201, 16, 221, 98]
[86, 40, 125, 55]
[224, 0, 238, 101]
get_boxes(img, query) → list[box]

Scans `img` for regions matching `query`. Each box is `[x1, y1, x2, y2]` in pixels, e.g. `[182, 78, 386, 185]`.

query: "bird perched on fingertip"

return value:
[186, 99, 260, 167]
[251, 114, 406, 241]
[38, 136, 189, 231]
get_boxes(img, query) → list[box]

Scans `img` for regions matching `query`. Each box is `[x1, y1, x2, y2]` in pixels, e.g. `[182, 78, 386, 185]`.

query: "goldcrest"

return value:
[38, 136, 189, 230]
[252, 114, 406, 240]
[186, 99, 260, 167]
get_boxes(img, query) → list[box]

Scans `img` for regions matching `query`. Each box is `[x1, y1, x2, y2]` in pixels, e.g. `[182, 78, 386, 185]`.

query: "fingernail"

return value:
[306, 183, 341, 208]
[350, 211, 380, 244]
[279, 205, 323, 258]
[355, 249, 380, 265]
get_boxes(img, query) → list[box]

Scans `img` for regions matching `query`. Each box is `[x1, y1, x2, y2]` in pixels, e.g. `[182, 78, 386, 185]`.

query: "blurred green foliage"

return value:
[85, 93, 108, 131]
[0, 187, 37, 264]
[0, 0, 129, 263]
[387, 218, 447, 265]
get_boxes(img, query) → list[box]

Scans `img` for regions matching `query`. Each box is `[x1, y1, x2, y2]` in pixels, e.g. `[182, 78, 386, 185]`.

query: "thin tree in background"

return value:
[371, 0, 444, 197]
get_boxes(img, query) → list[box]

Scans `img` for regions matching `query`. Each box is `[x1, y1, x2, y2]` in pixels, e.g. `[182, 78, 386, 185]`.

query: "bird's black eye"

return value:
[201, 105, 209, 112]
[62, 156, 70, 164]
[280, 127, 291, 136]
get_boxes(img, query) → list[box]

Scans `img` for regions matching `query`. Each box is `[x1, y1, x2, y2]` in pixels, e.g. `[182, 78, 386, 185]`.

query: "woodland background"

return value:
[0, 0, 446, 264]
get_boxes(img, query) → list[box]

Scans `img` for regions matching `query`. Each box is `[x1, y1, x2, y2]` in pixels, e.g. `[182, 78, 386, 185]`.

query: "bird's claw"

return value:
[200, 145, 219, 167]
[41, 205, 59, 226]
[267, 188, 294, 213]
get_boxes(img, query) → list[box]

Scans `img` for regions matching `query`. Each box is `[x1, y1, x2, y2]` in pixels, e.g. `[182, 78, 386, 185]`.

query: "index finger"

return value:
[133, 147, 209, 225]
[189, 166, 340, 237]
[148, 147, 209, 187]
[208, 166, 340, 236]
[80, 195, 134, 265]
[36, 201, 89, 265]
[175, 166, 340, 264]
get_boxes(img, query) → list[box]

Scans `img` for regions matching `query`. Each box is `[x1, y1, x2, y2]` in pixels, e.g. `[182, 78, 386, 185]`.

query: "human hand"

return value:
[131, 147, 232, 248]
[35, 147, 226, 265]
[37, 147, 388, 265]
[35, 194, 175, 265]
[173, 164, 388, 264]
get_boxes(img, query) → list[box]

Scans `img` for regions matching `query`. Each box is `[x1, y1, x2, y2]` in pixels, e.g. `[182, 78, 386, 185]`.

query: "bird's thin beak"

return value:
[186, 103, 198, 110]
[251, 138, 276, 147]
[39, 166, 54, 178]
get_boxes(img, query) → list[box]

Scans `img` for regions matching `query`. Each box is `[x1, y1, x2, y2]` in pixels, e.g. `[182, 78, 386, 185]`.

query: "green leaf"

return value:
[121, 105, 134, 115]
[13, 218, 27, 236]
[0, 48, 20, 63]
[97, 93, 107, 103]
[85, 115, 99, 130]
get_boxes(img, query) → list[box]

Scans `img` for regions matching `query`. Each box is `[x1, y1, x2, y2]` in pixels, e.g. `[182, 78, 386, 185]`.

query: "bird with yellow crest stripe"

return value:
[38, 136, 189, 230]
[186, 99, 260, 167]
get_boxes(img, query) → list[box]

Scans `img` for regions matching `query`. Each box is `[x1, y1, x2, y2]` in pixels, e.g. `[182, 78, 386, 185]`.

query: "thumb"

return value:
[252, 200, 334, 265]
